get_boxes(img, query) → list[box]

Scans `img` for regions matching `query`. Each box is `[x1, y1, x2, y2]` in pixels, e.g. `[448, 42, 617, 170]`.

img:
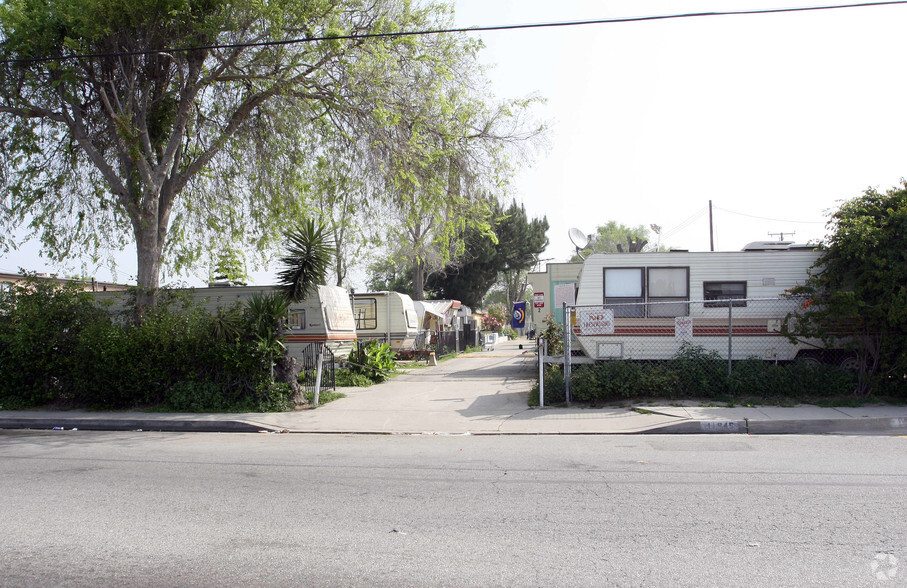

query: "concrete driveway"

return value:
[245, 338, 684, 434]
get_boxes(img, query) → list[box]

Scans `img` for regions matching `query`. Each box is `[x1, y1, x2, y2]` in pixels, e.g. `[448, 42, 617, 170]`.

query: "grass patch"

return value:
[303, 390, 345, 405]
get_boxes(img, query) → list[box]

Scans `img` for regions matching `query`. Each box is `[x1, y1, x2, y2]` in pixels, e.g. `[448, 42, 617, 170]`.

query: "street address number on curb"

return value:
[700, 421, 740, 433]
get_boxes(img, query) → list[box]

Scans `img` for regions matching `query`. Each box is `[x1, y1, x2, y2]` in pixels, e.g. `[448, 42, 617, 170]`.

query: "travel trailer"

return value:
[569, 243, 846, 364]
[94, 284, 357, 359]
[352, 291, 420, 352]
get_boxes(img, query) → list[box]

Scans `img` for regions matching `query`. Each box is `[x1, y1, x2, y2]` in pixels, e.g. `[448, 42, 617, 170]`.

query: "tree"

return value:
[0, 0, 525, 314]
[570, 221, 656, 261]
[428, 200, 549, 307]
[366, 257, 415, 296]
[354, 12, 544, 300]
[785, 182, 907, 396]
[209, 249, 248, 286]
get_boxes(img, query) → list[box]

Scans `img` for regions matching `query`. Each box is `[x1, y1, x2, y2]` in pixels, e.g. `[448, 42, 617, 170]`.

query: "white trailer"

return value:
[352, 291, 420, 352]
[94, 284, 358, 359]
[570, 243, 844, 363]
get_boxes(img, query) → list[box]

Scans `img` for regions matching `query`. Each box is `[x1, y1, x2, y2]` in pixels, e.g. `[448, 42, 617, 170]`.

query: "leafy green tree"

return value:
[366, 257, 415, 296]
[0, 0, 534, 315]
[209, 249, 248, 286]
[570, 221, 659, 260]
[428, 201, 549, 307]
[785, 182, 907, 396]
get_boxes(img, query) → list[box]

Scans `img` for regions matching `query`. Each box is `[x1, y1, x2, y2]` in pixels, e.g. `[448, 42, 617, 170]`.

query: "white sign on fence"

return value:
[578, 308, 615, 335]
[674, 316, 693, 341]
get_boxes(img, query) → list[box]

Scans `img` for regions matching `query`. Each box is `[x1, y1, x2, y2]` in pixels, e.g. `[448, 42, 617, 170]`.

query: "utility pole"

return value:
[709, 200, 714, 251]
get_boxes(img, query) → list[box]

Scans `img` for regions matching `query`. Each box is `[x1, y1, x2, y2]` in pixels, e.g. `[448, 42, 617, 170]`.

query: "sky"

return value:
[3, 0, 907, 285]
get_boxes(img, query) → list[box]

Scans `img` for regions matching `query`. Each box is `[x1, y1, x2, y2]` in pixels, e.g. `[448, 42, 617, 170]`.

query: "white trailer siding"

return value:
[353, 292, 419, 352]
[573, 249, 823, 361]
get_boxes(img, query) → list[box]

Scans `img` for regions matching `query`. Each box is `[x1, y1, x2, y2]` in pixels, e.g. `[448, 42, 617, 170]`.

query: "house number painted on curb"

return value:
[700, 421, 740, 433]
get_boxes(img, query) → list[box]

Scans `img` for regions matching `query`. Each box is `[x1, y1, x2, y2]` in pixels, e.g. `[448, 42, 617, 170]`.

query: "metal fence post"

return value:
[538, 336, 545, 408]
[313, 344, 324, 407]
[727, 298, 733, 376]
[564, 302, 571, 406]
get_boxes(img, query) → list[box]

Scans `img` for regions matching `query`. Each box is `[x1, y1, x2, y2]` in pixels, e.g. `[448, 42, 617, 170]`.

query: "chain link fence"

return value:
[538, 297, 859, 404]
[568, 297, 857, 366]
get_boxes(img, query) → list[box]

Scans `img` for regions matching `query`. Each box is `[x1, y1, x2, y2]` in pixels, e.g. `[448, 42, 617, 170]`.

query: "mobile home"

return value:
[352, 291, 420, 352]
[571, 243, 839, 363]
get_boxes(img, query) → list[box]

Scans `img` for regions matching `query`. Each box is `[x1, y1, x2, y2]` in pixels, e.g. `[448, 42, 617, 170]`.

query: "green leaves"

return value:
[786, 182, 907, 396]
[347, 339, 397, 382]
[277, 219, 333, 303]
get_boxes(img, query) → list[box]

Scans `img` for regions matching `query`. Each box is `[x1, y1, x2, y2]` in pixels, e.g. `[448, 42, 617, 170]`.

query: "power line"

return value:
[713, 205, 825, 224]
[661, 207, 709, 240]
[2, 1, 906, 65]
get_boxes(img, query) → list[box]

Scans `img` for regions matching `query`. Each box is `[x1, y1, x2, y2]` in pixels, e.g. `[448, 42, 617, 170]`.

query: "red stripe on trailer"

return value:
[285, 334, 358, 342]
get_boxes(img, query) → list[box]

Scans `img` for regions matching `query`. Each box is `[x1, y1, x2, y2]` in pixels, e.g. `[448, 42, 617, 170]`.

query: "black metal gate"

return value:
[299, 343, 335, 393]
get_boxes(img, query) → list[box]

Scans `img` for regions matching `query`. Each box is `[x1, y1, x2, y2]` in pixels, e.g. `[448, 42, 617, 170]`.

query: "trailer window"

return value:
[603, 268, 644, 317]
[354, 298, 378, 330]
[648, 267, 690, 317]
[704, 281, 747, 307]
[405, 309, 419, 329]
[287, 310, 306, 331]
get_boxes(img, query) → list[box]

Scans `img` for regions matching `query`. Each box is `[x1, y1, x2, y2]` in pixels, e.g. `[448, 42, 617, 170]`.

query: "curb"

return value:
[2, 417, 905, 436]
[643, 417, 907, 436]
[0, 417, 283, 434]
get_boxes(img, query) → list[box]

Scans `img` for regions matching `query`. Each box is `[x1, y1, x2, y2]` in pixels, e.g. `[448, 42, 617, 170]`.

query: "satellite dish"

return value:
[568, 228, 589, 249]
[569, 228, 590, 260]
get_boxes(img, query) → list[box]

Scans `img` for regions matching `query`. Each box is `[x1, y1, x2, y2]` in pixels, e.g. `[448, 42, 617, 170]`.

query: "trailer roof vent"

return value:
[742, 241, 793, 251]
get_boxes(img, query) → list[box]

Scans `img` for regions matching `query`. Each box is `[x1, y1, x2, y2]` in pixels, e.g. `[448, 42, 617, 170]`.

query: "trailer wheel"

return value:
[838, 355, 862, 371]
[795, 352, 824, 367]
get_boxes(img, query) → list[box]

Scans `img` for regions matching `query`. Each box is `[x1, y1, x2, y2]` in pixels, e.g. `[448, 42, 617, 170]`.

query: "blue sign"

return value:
[511, 302, 527, 329]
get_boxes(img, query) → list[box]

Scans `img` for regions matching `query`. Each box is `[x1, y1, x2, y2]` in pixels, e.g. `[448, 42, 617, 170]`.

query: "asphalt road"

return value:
[1, 431, 904, 587]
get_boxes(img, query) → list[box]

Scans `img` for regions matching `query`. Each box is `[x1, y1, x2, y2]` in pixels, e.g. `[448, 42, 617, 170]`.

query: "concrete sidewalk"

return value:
[2, 339, 905, 435]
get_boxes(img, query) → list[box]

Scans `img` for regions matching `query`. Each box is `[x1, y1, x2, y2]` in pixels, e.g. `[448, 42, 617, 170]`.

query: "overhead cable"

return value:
[2, 1, 907, 64]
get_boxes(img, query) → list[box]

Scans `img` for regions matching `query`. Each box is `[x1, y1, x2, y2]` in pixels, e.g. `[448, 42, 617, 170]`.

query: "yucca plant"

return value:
[277, 219, 333, 302]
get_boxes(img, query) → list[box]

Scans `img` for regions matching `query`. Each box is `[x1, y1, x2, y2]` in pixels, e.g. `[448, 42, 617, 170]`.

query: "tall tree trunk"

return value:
[412, 259, 425, 300]
[134, 223, 164, 321]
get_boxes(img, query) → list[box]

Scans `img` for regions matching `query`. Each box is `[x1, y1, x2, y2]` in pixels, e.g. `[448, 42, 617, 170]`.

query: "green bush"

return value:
[727, 358, 857, 399]
[0, 276, 105, 406]
[532, 343, 862, 406]
[668, 344, 727, 398]
[165, 380, 233, 412]
[0, 282, 293, 411]
[334, 368, 375, 388]
[529, 365, 566, 406]
[348, 340, 397, 382]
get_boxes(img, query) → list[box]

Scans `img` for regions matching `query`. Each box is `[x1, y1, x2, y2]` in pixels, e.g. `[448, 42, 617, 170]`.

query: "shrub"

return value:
[529, 365, 566, 406]
[334, 368, 375, 388]
[348, 340, 397, 382]
[0, 282, 292, 411]
[667, 344, 727, 398]
[534, 342, 861, 406]
[0, 276, 105, 406]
